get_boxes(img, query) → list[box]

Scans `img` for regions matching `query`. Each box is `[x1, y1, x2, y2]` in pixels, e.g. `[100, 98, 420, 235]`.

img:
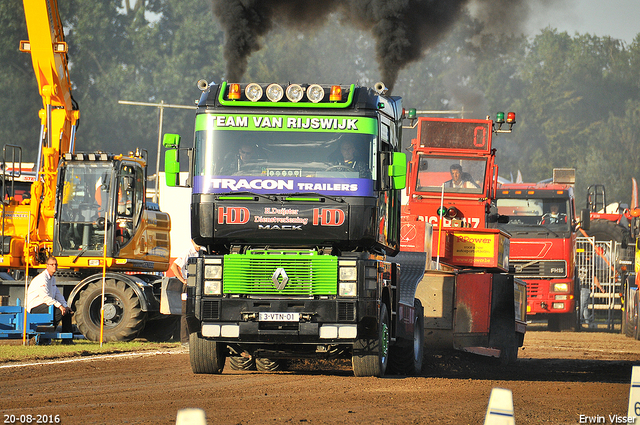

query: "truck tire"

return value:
[352, 303, 389, 377]
[189, 332, 225, 374]
[411, 300, 425, 375]
[229, 356, 256, 371]
[388, 300, 424, 375]
[548, 311, 578, 332]
[75, 279, 146, 342]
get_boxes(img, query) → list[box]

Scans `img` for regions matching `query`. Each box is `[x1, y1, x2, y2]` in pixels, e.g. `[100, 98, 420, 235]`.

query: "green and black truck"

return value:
[162, 81, 424, 377]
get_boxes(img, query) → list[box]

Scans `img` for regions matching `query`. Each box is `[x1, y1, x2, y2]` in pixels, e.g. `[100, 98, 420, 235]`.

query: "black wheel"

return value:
[229, 355, 256, 371]
[189, 332, 225, 374]
[410, 300, 425, 375]
[548, 311, 578, 332]
[255, 358, 285, 372]
[584, 219, 630, 245]
[547, 314, 560, 332]
[574, 274, 582, 332]
[75, 279, 146, 342]
[387, 300, 424, 375]
[352, 303, 390, 377]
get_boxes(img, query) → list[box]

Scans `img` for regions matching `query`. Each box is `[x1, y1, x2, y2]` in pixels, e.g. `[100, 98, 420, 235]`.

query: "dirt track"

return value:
[2, 329, 640, 424]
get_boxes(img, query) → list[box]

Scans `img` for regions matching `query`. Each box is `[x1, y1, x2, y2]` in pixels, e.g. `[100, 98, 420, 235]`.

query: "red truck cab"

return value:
[496, 169, 580, 331]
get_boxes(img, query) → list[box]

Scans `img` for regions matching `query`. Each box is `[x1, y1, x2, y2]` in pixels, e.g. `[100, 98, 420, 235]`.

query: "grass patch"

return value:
[0, 339, 181, 364]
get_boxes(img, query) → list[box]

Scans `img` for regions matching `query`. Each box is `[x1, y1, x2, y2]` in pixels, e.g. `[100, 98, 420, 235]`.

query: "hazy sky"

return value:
[525, 0, 640, 44]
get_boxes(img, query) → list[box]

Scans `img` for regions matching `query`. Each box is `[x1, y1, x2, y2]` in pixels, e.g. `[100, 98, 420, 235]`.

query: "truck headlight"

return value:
[339, 266, 357, 281]
[338, 260, 357, 297]
[205, 264, 223, 279]
[339, 281, 357, 297]
[552, 283, 569, 292]
[204, 280, 222, 295]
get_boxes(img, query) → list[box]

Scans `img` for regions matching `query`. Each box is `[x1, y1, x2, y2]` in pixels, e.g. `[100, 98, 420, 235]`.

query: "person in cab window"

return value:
[445, 164, 478, 189]
[336, 140, 371, 178]
[541, 204, 567, 225]
[221, 142, 259, 175]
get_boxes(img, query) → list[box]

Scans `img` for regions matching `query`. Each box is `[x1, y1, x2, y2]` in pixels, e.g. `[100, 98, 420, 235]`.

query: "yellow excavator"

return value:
[0, 0, 173, 342]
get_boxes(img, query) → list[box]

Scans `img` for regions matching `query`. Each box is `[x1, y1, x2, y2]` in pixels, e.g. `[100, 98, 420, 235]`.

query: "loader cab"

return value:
[53, 155, 145, 260]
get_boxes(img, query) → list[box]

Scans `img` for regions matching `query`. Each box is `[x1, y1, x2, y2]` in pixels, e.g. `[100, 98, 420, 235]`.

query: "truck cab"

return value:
[496, 169, 581, 331]
[164, 81, 422, 377]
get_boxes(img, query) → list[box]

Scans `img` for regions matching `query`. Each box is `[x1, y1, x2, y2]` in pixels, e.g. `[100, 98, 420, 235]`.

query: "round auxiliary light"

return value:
[436, 207, 447, 217]
[245, 83, 263, 102]
[506, 112, 516, 124]
[306, 84, 325, 103]
[447, 206, 459, 218]
[266, 83, 284, 102]
[286, 84, 304, 102]
[495, 111, 505, 124]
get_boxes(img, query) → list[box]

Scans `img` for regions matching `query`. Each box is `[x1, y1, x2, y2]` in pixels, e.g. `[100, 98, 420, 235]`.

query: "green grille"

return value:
[223, 250, 338, 295]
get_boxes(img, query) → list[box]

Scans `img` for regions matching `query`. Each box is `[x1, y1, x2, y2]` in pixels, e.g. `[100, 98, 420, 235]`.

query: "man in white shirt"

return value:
[445, 164, 479, 189]
[169, 240, 202, 346]
[27, 256, 73, 336]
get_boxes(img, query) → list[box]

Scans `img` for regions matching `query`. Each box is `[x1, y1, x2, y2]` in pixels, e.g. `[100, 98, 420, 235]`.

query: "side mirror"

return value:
[163, 134, 181, 187]
[580, 209, 590, 231]
[389, 152, 407, 190]
[163, 133, 181, 149]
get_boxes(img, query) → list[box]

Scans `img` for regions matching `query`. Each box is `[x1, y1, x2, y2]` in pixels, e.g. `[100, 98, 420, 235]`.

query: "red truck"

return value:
[496, 169, 584, 331]
[399, 112, 526, 363]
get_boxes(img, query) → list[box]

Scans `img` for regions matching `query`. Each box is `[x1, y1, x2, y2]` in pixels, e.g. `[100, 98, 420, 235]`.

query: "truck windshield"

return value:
[58, 162, 114, 252]
[192, 114, 377, 196]
[496, 198, 571, 232]
[414, 154, 486, 194]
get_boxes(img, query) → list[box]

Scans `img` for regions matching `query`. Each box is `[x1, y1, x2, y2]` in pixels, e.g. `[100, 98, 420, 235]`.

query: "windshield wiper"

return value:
[72, 245, 89, 264]
[285, 192, 345, 203]
[218, 192, 277, 202]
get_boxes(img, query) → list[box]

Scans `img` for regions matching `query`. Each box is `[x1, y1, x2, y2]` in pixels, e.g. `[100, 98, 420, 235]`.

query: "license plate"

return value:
[258, 312, 300, 322]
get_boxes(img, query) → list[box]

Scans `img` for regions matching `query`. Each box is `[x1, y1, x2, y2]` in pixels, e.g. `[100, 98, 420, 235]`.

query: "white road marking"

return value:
[0, 349, 186, 370]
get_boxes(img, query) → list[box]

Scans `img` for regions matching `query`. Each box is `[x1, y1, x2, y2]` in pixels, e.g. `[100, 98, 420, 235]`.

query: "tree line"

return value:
[1, 0, 639, 204]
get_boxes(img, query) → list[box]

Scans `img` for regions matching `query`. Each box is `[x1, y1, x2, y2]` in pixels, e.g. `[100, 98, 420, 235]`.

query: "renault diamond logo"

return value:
[272, 267, 289, 290]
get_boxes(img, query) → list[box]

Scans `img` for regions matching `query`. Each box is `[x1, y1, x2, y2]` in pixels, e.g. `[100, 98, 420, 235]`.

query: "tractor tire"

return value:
[352, 303, 390, 377]
[255, 358, 286, 372]
[584, 219, 629, 245]
[75, 279, 146, 342]
[229, 355, 256, 371]
[189, 332, 225, 374]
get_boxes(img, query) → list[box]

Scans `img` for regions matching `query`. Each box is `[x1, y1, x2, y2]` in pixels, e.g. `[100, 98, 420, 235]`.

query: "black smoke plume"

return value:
[212, 0, 567, 92]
